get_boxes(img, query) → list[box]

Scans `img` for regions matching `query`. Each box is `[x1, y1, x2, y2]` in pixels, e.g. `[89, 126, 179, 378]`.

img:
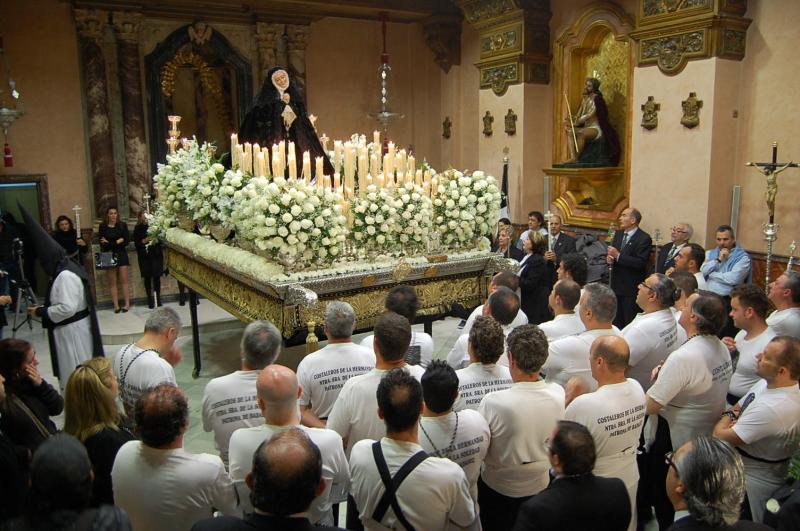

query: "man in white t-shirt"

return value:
[112, 384, 237, 531]
[723, 284, 776, 404]
[766, 270, 800, 339]
[360, 285, 434, 367]
[201, 320, 282, 467]
[478, 324, 565, 531]
[349, 369, 476, 531]
[538, 279, 585, 342]
[328, 311, 425, 529]
[461, 271, 528, 336]
[420, 360, 490, 510]
[621, 273, 682, 391]
[112, 307, 182, 420]
[668, 270, 698, 335]
[448, 286, 522, 369]
[671, 243, 708, 291]
[565, 335, 646, 531]
[227, 364, 349, 525]
[545, 283, 620, 398]
[645, 291, 732, 530]
[298, 301, 375, 428]
[454, 315, 513, 411]
[713, 336, 800, 523]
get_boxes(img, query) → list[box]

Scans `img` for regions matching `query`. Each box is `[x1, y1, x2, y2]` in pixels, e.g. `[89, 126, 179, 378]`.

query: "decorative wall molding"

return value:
[422, 15, 463, 73]
[631, 0, 751, 75]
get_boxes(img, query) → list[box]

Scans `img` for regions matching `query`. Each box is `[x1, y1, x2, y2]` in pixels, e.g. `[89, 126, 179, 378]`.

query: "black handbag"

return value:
[95, 251, 118, 269]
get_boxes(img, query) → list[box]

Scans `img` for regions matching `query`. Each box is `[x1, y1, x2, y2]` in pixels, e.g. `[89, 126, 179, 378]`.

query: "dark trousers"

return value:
[614, 294, 640, 329]
[346, 494, 364, 531]
[636, 415, 674, 531]
[478, 476, 532, 531]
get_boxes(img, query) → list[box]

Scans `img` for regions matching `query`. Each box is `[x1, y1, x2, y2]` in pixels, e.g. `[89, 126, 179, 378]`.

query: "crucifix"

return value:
[746, 142, 798, 287]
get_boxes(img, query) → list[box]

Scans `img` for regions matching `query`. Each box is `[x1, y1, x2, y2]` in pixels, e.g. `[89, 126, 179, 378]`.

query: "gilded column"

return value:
[255, 22, 282, 85]
[74, 8, 118, 218]
[113, 12, 148, 217]
[286, 25, 311, 99]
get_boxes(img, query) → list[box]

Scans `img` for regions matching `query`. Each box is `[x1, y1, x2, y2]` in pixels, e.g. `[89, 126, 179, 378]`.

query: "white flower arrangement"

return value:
[432, 169, 502, 250]
[230, 176, 348, 268]
[216, 168, 251, 229]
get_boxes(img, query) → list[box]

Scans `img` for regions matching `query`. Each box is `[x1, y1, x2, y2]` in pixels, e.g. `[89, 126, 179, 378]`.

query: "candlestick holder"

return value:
[166, 115, 181, 154]
[762, 222, 779, 287]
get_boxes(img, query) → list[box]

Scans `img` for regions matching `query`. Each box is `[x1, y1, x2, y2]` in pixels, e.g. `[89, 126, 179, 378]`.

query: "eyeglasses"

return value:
[671, 227, 688, 234]
[665, 451, 679, 475]
[639, 282, 656, 293]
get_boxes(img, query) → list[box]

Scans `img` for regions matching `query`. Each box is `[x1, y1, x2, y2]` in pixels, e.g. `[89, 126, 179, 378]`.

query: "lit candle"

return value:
[303, 152, 311, 183]
[377, 173, 385, 188]
[383, 154, 392, 178]
[407, 155, 415, 174]
[272, 151, 281, 178]
[320, 133, 329, 153]
[370, 154, 379, 178]
[415, 169, 423, 186]
[262, 147, 271, 177]
[288, 154, 297, 180]
[278, 141, 286, 171]
[288, 141, 296, 161]
[315, 157, 324, 183]
[358, 154, 367, 192]
[333, 172, 341, 190]
[373, 130, 380, 147]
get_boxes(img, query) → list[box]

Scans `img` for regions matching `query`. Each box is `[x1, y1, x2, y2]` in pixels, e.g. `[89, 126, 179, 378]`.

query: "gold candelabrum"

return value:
[166, 115, 181, 154]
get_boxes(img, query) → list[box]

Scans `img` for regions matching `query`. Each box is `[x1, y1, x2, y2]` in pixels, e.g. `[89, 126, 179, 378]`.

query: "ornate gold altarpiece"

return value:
[165, 244, 511, 377]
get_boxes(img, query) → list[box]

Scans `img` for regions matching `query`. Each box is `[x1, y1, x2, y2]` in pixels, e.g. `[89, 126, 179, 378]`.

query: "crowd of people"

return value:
[0, 205, 799, 531]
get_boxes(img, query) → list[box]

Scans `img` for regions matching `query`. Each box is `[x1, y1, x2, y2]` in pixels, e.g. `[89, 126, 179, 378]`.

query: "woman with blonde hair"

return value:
[64, 357, 133, 506]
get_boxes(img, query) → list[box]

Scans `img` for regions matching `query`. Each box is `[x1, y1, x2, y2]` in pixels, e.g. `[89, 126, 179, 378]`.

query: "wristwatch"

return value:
[722, 411, 737, 421]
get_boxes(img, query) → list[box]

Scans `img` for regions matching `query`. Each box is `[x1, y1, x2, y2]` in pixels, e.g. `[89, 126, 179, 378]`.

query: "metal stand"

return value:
[189, 288, 201, 379]
[763, 223, 778, 288]
[11, 246, 37, 337]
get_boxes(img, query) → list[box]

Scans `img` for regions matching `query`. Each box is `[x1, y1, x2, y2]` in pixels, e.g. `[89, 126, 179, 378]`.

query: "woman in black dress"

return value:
[52, 215, 88, 265]
[0, 338, 63, 454]
[133, 211, 164, 309]
[518, 231, 556, 325]
[63, 357, 134, 506]
[98, 207, 130, 313]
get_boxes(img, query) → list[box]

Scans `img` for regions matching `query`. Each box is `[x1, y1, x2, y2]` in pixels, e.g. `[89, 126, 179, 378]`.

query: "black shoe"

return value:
[114, 308, 121, 314]
[122, 307, 129, 313]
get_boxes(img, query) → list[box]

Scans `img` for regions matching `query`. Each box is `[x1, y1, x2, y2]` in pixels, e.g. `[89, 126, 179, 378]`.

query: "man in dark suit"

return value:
[512, 420, 630, 531]
[656, 223, 692, 273]
[191, 428, 344, 531]
[544, 214, 577, 266]
[607, 207, 652, 328]
[666, 436, 771, 530]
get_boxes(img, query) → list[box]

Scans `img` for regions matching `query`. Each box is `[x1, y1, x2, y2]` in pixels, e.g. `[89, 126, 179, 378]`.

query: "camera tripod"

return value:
[10, 241, 38, 337]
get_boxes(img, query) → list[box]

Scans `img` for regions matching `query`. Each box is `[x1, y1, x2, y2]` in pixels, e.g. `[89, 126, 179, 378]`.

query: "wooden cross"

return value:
[746, 142, 798, 224]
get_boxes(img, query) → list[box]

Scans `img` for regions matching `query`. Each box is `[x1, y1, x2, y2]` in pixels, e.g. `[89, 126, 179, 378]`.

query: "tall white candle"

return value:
[373, 130, 380, 147]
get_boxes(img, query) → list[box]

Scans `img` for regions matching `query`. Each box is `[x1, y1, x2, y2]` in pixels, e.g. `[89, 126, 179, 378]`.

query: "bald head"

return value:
[591, 335, 630, 373]
[256, 364, 299, 424]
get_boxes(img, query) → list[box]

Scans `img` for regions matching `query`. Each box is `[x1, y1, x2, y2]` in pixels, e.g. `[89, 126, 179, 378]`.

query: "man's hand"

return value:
[77, 238, 86, 247]
[665, 266, 675, 276]
[116, 238, 124, 245]
[650, 360, 665, 383]
[607, 246, 620, 260]
[722, 337, 737, 353]
[719, 248, 730, 262]
[26, 305, 39, 316]
[0, 295, 11, 306]
[544, 250, 556, 262]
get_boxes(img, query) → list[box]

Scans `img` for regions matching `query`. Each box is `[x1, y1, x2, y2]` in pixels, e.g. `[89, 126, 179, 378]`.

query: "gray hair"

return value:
[674, 436, 746, 527]
[680, 222, 694, 239]
[584, 283, 617, 323]
[784, 270, 800, 303]
[324, 301, 356, 339]
[241, 320, 282, 369]
[144, 307, 182, 334]
[651, 273, 679, 308]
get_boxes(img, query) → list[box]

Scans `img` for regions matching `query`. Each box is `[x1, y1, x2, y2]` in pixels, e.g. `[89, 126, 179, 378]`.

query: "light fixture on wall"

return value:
[0, 37, 24, 167]
[368, 12, 403, 152]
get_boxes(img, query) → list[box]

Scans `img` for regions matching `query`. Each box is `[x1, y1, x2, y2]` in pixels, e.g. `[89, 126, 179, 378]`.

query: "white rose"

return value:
[282, 212, 293, 223]
[300, 219, 313, 229]
[287, 235, 299, 245]
[280, 194, 292, 206]
[265, 226, 277, 236]
[289, 220, 301, 233]
[376, 235, 386, 244]
[446, 199, 455, 209]
[291, 205, 302, 217]
[366, 226, 375, 235]
[298, 232, 309, 243]
[315, 216, 325, 227]
[458, 197, 468, 207]
[322, 237, 331, 246]
[312, 228, 322, 237]
[278, 226, 289, 237]
[365, 216, 375, 225]
[370, 203, 379, 212]
[268, 204, 280, 214]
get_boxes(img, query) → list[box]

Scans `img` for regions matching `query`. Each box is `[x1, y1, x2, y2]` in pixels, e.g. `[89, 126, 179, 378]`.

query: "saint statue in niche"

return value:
[562, 78, 621, 166]
[238, 66, 334, 178]
[482, 111, 494, 137]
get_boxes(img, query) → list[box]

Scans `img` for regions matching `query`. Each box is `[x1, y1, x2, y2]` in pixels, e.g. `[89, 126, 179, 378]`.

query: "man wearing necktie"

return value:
[607, 208, 652, 328]
[656, 223, 692, 273]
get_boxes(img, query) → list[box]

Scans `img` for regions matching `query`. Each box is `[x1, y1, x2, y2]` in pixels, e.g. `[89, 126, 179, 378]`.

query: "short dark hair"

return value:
[421, 361, 459, 414]
[554, 279, 581, 311]
[488, 286, 520, 326]
[54, 215, 75, 232]
[498, 217, 511, 225]
[374, 312, 412, 362]
[385, 285, 419, 323]
[670, 270, 698, 298]
[691, 291, 728, 336]
[492, 271, 519, 292]
[135, 384, 188, 448]
[560, 253, 588, 287]
[770, 336, 800, 380]
[651, 273, 679, 308]
[468, 315, 505, 364]
[716, 224, 735, 237]
[629, 208, 642, 224]
[506, 324, 549, 374]
[250, 429, 322, 515]
[551, 420, 596, 475]
[528, 211, 544, 225]
[26, 434, 93, 519]
[377, 369, 422, 433]
[686, 243, 706, 269]
[731, 284, 769, 319]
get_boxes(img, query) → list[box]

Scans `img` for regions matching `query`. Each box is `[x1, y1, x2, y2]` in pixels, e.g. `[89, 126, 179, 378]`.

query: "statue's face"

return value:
[584, 79, 594, 95]
[272, 70, 290, 91]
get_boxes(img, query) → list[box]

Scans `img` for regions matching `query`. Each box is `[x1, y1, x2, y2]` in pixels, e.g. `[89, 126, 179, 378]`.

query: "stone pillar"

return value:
[255, 22, 283, 86]
[74, 8, 118, 218]
[286, 25, 311, 100]
[113, 11, 149, 218]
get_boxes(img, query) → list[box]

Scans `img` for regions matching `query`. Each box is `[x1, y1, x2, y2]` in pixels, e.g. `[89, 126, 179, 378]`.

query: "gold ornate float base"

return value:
[544, 166, 627, 230]
[165, 244, 506, 356]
